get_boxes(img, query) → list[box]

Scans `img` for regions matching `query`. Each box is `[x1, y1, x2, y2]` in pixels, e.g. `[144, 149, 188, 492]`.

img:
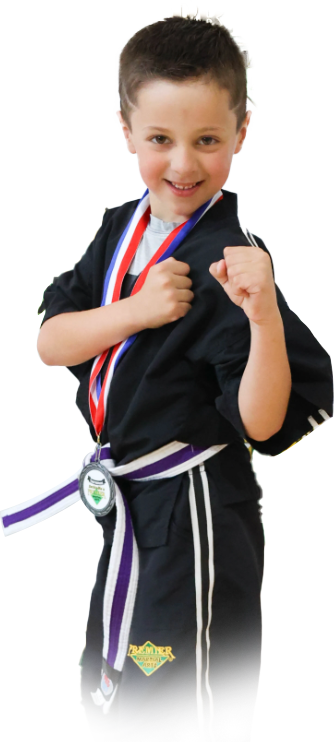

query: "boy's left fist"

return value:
[209, 245, 280, 325]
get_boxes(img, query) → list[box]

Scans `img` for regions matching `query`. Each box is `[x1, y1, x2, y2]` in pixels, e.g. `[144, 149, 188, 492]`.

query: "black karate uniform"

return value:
[39, 190, 333, 742]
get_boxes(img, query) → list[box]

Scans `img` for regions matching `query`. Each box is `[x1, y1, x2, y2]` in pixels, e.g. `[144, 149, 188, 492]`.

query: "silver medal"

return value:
[79, 460, 116, 516]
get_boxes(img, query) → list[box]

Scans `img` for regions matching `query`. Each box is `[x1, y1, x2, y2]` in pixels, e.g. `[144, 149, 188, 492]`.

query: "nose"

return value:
[169, 144, 199, 180]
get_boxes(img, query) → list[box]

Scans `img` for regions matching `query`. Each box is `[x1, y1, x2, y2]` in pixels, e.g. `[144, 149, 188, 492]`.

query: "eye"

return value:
[150, 135, 170, 144]
[198, 136, 219, 145]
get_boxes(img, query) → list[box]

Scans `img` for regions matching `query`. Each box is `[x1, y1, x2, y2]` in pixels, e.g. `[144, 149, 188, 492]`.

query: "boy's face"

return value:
[118, 77, 250, 223]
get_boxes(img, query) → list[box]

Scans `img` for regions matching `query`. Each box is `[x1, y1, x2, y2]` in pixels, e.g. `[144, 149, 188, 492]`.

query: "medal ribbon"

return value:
[89, 189, 223, 437]
[2, 188, 225, 706]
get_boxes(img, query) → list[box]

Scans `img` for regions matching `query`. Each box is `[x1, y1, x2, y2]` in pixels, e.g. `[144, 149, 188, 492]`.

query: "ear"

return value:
[117, 111, 136, 154]
[234, 110, 251, 155]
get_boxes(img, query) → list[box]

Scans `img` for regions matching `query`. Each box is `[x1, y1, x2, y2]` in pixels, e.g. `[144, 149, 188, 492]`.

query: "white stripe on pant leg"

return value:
[102, 487, 126, 659]
[188, 469, 204, 727]
[200, 464, 215, 724]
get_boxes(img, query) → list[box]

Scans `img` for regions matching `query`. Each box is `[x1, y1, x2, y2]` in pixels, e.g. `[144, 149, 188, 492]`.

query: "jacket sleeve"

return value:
[214, 284, 333, 455]
[191, 236, 333, 456]
[37, 208, 115, 380]
[38, 208, 115, 322]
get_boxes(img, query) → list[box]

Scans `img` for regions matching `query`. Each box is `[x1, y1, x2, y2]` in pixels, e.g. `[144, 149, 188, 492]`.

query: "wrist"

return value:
[126, 293, 149, 333]
[249, 309, 283, 334]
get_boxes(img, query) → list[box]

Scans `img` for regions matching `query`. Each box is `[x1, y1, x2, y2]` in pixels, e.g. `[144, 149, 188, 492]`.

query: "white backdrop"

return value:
[0, 1, 333, 741]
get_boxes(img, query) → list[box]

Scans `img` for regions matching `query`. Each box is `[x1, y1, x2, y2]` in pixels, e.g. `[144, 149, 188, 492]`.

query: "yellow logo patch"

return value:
[128, 641, 175, 677]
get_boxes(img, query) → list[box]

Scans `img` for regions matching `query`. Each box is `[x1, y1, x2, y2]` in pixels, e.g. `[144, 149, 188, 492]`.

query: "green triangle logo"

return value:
[0, 208, 101, 326]
[252, 419, 334, 555]
[3, 621, 91, 742]
[91, 489, 103, 504]
[232, 0, 334, 131]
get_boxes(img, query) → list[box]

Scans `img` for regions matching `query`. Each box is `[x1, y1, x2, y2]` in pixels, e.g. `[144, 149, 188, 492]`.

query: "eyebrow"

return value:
[143, 125, 225, 132]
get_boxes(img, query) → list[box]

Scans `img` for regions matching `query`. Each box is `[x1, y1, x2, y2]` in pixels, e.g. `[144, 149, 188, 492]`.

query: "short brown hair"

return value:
[119, 16, 249, 131]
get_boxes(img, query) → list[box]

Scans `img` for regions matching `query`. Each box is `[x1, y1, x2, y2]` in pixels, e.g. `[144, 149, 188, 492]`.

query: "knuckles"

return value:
[142, 257, 193, 327]
[160, 276, 172, 289]
[166, 289, 176, 302]
[231, 275, 244, 289]
[224, 245, 271, 267]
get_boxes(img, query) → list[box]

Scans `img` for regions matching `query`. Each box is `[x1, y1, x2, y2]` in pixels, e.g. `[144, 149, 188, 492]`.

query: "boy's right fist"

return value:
[133, 257, 194, 329]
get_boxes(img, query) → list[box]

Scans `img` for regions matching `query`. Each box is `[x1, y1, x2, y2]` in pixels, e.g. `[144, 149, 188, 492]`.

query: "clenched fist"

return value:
[209, 245, 280, 325]
[134, 257, 194, 329]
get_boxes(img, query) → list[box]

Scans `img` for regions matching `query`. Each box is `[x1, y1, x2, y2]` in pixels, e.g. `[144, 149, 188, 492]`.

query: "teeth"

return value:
[171, 182, 198, 190]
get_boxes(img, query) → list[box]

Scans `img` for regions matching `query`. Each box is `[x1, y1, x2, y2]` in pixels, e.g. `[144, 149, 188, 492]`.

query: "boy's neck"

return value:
[149, 204, 188, 224]
[149, 190, 223, 224]
[149, 191, 195, 224]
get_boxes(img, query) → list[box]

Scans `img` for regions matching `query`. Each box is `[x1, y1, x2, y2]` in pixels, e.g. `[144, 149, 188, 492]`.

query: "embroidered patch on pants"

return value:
[128, 641, 175, 676]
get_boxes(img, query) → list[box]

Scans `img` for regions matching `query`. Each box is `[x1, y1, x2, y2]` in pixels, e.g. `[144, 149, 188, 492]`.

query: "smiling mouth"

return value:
[165, 180, 203, 193]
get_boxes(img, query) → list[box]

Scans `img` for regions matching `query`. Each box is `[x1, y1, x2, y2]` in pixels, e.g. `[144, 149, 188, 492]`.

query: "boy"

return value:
[3, 15, 332, 742]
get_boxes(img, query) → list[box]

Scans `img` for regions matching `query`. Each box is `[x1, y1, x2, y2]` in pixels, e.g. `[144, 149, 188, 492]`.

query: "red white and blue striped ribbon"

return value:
[1, 187, 225, 711]
[89, 188, 223, 437]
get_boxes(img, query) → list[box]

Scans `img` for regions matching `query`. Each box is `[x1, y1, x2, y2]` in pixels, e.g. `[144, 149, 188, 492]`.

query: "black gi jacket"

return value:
[39, 190, 333, 546]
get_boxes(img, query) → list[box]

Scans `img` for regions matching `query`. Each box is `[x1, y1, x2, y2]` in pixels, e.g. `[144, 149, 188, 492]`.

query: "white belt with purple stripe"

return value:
[1, 440, 227, 711]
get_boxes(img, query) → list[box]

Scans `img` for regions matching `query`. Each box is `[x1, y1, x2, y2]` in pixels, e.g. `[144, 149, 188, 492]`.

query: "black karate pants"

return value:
[81, 465, 264, 742]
